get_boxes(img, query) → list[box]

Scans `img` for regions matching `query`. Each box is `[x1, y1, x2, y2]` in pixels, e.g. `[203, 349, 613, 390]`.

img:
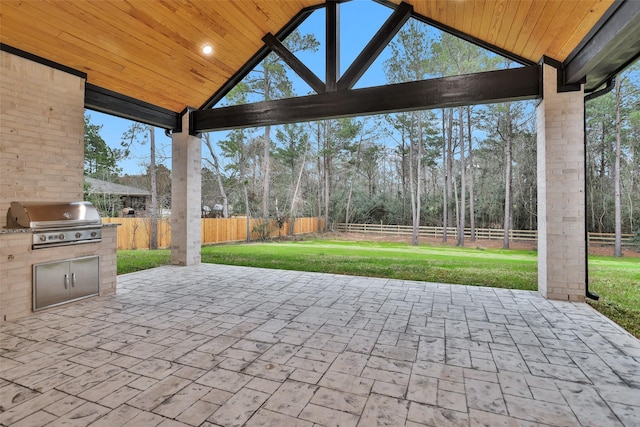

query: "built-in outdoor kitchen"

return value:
[0, 50, 118, 322]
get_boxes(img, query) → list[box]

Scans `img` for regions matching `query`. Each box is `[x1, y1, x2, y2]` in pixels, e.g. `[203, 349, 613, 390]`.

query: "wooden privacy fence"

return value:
[102, 217, 324, 250]
[335, 223, 635, 246]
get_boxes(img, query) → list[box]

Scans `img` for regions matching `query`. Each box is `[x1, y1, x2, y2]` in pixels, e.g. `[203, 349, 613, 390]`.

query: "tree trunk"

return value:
[324, 121, 330, 230]
[457, 107, 466, 247]
[467, 106, 476, 242]
[614, 78, 623, 257]
[414, 112, 424, 245]
[345, 133, 363, 225]
[239, 131, 251, 242]
[409, 113, 418, 245]
[290, 137, 309, 235]
[262, 125, 271, 219]
[447, 109, 454, 230]
[316, 123, 323, 223]
[401, 132, 407, 224]
[345, 182, 353, 225]
[503, 103, 512, 249]
[453, 173, 460, 243]
[203, 134, 229, 218]
[149, 126, 158, 250]
[442, 110, 448, 242]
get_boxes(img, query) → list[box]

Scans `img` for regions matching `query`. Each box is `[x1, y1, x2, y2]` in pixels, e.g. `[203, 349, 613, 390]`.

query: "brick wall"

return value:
[171, 111, 202, 266]
[0, 51, 118, 321]
[537, 63, 586, 302]
[1, 51, 85, 225]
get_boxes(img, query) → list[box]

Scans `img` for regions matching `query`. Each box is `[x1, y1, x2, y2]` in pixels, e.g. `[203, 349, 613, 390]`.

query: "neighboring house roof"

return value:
[85, 177, 151, 197]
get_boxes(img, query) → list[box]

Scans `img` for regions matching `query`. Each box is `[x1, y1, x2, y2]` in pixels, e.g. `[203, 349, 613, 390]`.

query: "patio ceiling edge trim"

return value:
[564, 0, 640, 91]
[85, 84, 181, 131]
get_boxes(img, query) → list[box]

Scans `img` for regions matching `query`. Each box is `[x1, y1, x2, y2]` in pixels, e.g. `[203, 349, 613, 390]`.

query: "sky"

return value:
[85, 1, 401, 175]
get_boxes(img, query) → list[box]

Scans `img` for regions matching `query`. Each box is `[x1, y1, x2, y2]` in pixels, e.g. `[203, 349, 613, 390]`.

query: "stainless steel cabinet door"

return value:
[69, 256, 100, 300]
[34, 261, 70, 310]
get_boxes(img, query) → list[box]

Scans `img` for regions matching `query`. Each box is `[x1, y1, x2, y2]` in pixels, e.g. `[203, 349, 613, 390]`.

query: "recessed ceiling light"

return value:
[202, 45, 213, 55]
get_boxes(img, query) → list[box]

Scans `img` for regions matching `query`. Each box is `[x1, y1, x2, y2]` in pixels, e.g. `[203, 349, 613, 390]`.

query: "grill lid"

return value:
[7, 201, 101, 229]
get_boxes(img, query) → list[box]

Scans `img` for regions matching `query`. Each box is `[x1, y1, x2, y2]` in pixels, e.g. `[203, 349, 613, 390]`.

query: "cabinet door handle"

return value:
[71, 272, 76, 287]
[64, 273, 69, 289]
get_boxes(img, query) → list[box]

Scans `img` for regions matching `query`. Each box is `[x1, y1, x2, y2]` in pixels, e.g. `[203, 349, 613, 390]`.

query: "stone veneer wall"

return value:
[537, 63, 586, 302]
[0, 51, 117, 321]
[171, 111, 202, 266]
[0, 51, 84, 221]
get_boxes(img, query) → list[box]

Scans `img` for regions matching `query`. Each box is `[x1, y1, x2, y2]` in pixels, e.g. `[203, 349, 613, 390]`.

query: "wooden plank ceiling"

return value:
[1, 0, 614, 114]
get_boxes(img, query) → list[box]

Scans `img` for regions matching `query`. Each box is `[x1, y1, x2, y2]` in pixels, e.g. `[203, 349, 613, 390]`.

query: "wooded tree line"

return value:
[202, 23, 639, 250]
[85, 21, 639, 253]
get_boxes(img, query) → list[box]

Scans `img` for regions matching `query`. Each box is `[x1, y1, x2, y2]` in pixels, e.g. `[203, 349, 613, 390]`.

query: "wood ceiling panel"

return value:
[491, 0, 516, 50]
[526, 1, 579, 62]
[554, 0, 617, 61]
[1, 0, 616, 116]
[460, 0, 475, 37]
[477, 1, 496, 44]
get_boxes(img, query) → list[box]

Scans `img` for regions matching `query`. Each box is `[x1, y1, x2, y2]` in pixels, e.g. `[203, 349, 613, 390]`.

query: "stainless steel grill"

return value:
[6, 201, 102, 248]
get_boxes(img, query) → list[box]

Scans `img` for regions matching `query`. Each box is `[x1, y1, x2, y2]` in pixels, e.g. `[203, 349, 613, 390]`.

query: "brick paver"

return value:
[1, 264, 639, 426]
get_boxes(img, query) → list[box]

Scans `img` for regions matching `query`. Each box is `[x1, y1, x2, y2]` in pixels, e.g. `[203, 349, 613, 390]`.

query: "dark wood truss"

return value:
[191, 66, 540, 132]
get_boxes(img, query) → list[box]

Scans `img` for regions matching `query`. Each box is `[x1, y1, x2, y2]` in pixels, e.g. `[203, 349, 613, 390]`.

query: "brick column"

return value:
[171, 111, 201, 266]
[536, 63, 586, 301]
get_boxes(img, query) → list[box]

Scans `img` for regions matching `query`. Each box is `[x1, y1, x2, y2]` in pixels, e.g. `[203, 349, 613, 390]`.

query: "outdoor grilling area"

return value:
[1, 0, 640, 426]
[0, 52, 118, 322]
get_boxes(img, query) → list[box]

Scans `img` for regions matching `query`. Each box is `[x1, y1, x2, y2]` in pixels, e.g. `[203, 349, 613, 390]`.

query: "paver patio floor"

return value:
[1, 264, 639, 426]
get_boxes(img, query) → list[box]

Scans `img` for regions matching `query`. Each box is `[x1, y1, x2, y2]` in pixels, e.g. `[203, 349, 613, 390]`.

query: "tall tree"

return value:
[612, 64, 640, 255]
[84, 114, 121, 179]
[274, 122, 311, 231]
[467, 106, 476, 241]
[586, 92, 616, 233]
[430, 33, 496, 246]
[121, 123, 160, 249]
[502, 102, 513, 249]
[242, 31, 319, 219]
[219, 128, 254, 240]
[203, 133, 229, 218]
[384, 20, 435, 244]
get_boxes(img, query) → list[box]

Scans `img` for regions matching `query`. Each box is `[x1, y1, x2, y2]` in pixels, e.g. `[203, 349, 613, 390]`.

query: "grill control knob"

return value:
[58, 233, 65, 240]
[91, 231, 98, 237]
[40, 235, 47, 242]
[75, 232, 82, 239]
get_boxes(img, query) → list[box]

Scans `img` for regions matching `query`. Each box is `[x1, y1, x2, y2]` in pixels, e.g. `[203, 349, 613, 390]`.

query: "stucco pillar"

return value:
[171, 110, 201, 266]
[536, 63, 586, 301]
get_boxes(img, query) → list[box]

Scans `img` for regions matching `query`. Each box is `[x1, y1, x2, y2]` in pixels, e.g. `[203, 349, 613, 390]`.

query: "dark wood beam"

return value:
[326, 0, 340, 92]
[192, 65, 540, 132]
[199, 5, 322, 110]
[262, 33, 326, 94]
[85, 84, 181, 131]
[564, 0, 640, 91]
[337, 2, 413, 91]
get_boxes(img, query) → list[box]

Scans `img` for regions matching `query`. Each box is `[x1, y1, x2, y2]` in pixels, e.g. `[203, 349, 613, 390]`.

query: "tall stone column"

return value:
[536, 63, 586, 301]
[171, 110, 202, 266]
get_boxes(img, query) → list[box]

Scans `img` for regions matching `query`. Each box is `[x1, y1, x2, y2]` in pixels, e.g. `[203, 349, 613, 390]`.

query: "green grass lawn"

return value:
[116, 238, 640, 338]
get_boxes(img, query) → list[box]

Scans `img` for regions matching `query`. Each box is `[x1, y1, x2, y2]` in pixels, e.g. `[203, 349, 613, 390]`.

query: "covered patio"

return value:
[2, 0, 640, 424]
[1, 265, 639, 426]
